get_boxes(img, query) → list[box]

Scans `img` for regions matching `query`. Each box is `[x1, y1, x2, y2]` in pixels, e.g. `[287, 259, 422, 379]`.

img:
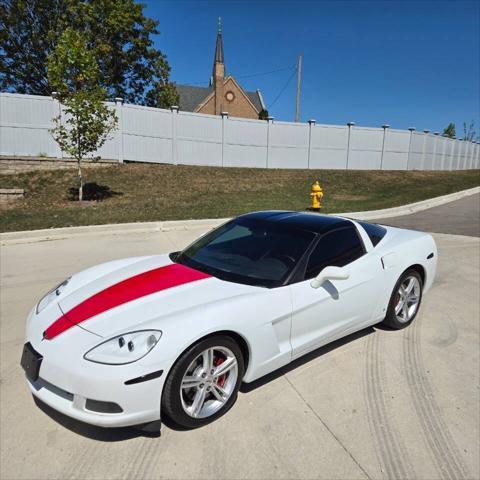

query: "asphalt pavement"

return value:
[373, 193, 480, 237]
[1, 196, 479, 480]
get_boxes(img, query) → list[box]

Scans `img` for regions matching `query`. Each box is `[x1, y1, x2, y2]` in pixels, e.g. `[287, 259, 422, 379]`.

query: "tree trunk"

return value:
[77, 158, 83, 202]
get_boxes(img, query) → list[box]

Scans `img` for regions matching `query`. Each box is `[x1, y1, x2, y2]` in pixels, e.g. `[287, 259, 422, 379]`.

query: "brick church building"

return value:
[176, 20, 266, 119]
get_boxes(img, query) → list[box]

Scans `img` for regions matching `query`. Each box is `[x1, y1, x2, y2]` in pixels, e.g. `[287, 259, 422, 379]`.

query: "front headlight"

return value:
[36, 278, 71, 314]
[83, 330, 162, 365]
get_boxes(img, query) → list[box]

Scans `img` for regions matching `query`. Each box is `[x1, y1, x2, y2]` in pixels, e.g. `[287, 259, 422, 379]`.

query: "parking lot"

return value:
[1, 198, 479, 479]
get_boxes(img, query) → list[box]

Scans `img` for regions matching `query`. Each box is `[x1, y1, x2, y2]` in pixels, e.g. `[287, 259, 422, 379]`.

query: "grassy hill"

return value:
[1, 163, 478, 232]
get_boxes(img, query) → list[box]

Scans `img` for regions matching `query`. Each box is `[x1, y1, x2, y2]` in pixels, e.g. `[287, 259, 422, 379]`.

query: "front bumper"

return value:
[27, 366, 166, 428]
[23, 307, 172, 428]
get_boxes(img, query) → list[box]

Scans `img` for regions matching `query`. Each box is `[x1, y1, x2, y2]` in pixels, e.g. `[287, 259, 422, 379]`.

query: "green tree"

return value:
[147, 81, 180, 110]
[48, 29, 117, 202]
[442, 123, 456, 138]
[1, 0, 178, 108]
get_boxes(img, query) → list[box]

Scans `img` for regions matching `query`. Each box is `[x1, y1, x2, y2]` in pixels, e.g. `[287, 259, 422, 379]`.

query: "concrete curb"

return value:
[2, 186, 478, 245]
[336, 186, 480, 221]
[0, 218, 231, 246]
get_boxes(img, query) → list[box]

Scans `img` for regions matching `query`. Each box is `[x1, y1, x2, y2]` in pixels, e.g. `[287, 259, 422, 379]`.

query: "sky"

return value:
[145, 0, 479, 133]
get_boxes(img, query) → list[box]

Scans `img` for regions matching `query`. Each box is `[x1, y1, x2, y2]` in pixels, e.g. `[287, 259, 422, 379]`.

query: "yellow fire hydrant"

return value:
[310, 180, 324, 211]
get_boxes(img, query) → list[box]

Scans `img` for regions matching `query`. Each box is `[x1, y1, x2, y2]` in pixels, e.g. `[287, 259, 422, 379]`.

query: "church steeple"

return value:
[212, 17, 225, 115]
[214, 17, 224, 68]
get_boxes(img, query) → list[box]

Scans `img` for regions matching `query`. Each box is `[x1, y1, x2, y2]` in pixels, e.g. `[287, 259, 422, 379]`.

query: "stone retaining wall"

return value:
[0, 188, 24, 203]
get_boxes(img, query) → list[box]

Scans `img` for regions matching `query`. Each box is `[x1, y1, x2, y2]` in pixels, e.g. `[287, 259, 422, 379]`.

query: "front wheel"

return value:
[382, 269, 423, 329]
[161, 335, 244, 429]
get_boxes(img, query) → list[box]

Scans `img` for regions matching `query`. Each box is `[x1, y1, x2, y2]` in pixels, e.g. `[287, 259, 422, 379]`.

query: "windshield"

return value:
[174, 217, 315, 287]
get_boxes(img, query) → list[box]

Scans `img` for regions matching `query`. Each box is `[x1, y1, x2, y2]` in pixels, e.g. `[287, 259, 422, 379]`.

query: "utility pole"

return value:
[295, 53, 302, 122]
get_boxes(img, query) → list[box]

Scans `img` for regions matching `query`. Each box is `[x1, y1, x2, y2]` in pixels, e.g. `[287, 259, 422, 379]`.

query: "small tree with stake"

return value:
[48, 28, 117, 201]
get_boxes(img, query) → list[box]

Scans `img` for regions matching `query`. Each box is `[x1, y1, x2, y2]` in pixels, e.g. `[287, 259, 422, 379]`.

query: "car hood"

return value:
[45, 254, 259, 339]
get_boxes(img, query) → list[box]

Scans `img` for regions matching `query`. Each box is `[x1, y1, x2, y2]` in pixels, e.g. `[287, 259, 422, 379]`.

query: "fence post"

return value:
[406, 127, 415, 170]
[51, 92, 63, 159]
[221, 112, 228, 167]
[115, 98, 124, 164]
[459, 139, 464, 170]
[451, 136, 457, 171]
[439, 135, 448, 171]
[380, 124, 390, 170]
[432, 132, 439, 170]
[421, 130, 430, 170]
[453, 137, 459, 171]
[464, 141, 468, 170]
[447, 137, 453, 171]
[458, 138, 466, 170]
[346, 122, 355, 169]
[455, 138, 460, 170]
[457, 138, 463, 170]
[171, 105, 179, 165]
[469, 141, 475, 169]
[266, 116, 274, 168]
[443, 137, 448, 171]
[307, 119, 316, 169]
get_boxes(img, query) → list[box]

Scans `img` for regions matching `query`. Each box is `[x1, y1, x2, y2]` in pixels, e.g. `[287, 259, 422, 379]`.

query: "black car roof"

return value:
[238, 211, 352, 235]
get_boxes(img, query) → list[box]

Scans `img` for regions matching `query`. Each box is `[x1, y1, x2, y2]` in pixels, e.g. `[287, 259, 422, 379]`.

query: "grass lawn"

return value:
[1, 163, 479, 232]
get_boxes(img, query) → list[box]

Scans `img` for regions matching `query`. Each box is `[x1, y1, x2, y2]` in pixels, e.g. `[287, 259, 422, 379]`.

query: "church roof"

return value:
[176, 84, 264, 113]
[176, 85, 214, 112]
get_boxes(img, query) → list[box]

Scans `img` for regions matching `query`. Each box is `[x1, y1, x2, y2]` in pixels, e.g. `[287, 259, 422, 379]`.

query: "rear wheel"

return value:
[382, 269, 423, 329]
[161, 335, 244, 429]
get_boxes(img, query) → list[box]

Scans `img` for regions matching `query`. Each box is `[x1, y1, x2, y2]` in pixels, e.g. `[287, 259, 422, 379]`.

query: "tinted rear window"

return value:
[357, 221, 387, 247]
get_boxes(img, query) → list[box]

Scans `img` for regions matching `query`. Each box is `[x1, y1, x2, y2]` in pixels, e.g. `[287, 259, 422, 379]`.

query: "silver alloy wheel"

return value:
[395, 275, 421, 323]
[180, 346, 238, 419]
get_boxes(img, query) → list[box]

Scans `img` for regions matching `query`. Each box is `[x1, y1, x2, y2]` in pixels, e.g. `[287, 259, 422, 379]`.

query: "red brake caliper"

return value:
[214, 356, 226, 387]
[395, 292, 401, 306]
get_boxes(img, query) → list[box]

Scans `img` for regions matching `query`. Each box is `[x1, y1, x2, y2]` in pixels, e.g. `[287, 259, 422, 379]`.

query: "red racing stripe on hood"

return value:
[44, 263, 211, 340]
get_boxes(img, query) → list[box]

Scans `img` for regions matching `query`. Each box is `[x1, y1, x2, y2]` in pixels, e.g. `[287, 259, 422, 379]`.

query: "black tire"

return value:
[161, 335, 244, 429]
[382, 268, 423, 329]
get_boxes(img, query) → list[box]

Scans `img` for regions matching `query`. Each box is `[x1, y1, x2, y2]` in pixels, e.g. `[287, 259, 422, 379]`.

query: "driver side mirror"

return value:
[310, 266, 350, 289]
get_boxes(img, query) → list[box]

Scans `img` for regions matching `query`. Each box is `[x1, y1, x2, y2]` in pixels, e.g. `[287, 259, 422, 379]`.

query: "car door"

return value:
[289, 225, 384, 359]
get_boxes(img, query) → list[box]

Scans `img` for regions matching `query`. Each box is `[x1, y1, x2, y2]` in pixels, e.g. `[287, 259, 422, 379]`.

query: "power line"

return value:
[236, 65, 296, 80]
[178, 65, 296, 87]
[267, 67, 298, 110]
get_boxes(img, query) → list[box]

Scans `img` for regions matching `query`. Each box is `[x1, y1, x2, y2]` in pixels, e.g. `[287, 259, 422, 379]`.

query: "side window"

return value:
[304, 227, 365, 280]
[357, 221, 387, 247]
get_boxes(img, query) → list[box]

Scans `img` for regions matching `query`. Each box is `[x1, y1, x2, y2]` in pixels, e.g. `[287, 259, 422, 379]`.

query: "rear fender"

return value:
[372, 229, 437, 320]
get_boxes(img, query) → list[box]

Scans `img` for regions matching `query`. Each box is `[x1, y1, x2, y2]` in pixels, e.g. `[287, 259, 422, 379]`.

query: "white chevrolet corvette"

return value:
[22, 211, 437, 432]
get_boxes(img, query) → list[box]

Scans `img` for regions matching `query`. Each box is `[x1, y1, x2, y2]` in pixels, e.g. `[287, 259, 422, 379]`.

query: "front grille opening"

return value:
[85, 399, 123, 414]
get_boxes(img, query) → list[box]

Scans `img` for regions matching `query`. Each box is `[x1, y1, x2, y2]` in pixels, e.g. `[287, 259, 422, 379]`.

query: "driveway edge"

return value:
[2, 186, 479, 245]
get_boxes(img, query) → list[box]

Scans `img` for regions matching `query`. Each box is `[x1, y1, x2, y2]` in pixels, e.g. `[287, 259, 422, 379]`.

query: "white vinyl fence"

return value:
[1, 92, 478, 170]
